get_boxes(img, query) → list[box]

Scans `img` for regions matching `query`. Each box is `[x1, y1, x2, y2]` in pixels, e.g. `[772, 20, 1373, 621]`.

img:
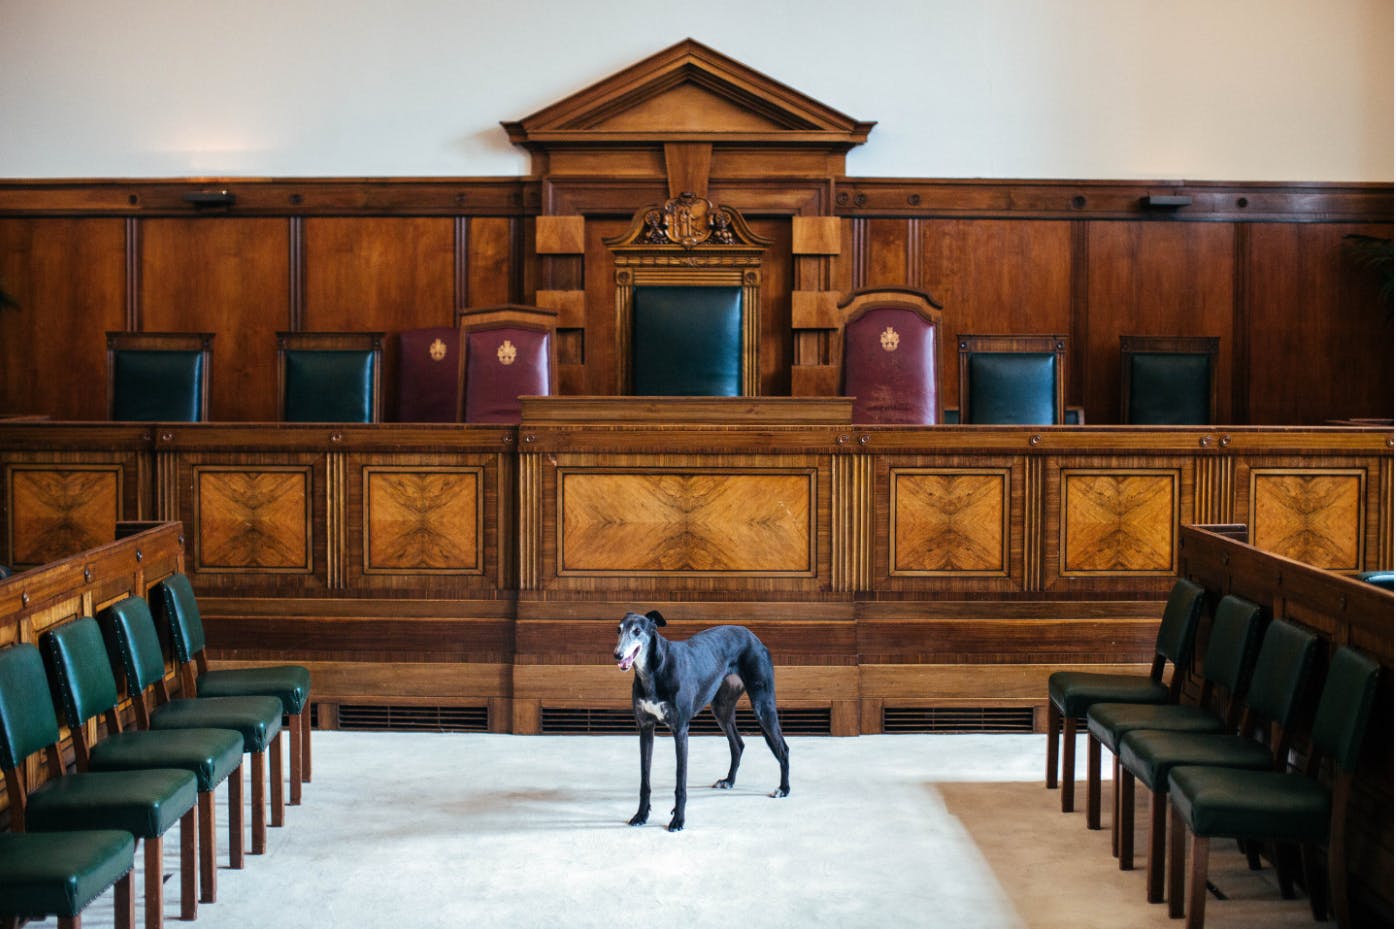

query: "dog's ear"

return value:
[645, 609, 666, 627]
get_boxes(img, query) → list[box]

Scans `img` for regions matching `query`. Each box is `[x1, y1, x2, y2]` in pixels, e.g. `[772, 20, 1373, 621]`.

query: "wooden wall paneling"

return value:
[916, 220, 1074, 412]
[464, 217, 520, 308]
[859, 218, 912, 292]
[751, 217, 794, 395]
[0, 218, 125, 420]
[1244, 222, 1394, 424]
[1083, 221, 1235, 425]
[138, 218, 291, 422]
[302, 217, 456, 422]
[580, 218, 631, 395]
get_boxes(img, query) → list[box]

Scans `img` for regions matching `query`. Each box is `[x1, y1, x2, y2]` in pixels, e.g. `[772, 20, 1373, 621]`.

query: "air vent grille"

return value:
[337, 704, 488, 733]
[883, 706, 1035, 733]
[540, 706, 832, 736]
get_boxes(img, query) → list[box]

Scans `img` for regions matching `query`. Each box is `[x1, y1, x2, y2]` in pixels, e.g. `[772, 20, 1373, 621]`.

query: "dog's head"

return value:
[614, 609, 665, 672]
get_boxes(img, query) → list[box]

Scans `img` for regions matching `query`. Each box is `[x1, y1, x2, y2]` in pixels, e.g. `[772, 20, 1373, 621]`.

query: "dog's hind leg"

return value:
[749, 685, 790, 798]
[629, 722, 655, 826]
[710, 674, 746, 789]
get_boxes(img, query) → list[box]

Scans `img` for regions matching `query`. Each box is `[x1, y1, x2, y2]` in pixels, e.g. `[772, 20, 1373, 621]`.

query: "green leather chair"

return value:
[1046, 578, 1205, 815]
[1120, 335, 1218, 425]
[154, 572, 312, 806]
[631, 286, 743, 396]
[42, 616, 244, 906]
[1116, 618, 1320, 905]
[100, 596, 285, 859]
[276, 331, 383, 423]
[106, 332, 213, 422]
[0, 829, 135, 929]
[1167, 646, 1381, 929]
[957, 334, 1067, 424]
[0, 642, 198, 929]
[1085, 595, 1263, 856]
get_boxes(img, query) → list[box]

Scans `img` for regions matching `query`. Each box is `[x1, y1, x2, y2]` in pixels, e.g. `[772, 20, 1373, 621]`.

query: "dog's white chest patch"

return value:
[637, 699, 669, 721]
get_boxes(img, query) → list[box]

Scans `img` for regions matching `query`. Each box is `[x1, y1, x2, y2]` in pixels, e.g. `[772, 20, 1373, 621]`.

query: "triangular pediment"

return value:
[502, 39, 874, 148]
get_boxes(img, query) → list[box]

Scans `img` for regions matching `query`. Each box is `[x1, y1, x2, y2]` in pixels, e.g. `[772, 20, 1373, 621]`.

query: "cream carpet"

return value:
[39, 731, 1334, 929]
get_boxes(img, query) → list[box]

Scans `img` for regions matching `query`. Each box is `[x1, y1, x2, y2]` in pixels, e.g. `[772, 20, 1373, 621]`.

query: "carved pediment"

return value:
[503, 39, 874, 148]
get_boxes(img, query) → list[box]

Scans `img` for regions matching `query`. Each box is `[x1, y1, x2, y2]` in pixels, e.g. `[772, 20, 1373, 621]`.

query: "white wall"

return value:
[1, 0, 1390, 181]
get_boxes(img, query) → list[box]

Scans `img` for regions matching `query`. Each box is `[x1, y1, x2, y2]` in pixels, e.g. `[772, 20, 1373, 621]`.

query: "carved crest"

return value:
[608, 195, 770, 251]
[880, 326, 900, 352]
[497, 339, 517, 365]
[428, 338, 448, 362]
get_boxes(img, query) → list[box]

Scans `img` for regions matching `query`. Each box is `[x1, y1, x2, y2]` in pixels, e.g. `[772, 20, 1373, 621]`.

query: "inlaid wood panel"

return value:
[1059, 470, 1178, 575]
[5, 465, 120, 567]
[1250, 469, 1365, 571]
[890, 469, 1009, 576]
[558, 470, 814, 575]
[363, 467, 481, 573]
[464, 217, 519, 308]
[195, 466, 311, 572]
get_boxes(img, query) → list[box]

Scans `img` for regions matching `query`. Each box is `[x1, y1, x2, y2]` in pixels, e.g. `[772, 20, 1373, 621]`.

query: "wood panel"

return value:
[890, 468, 1010, 576]
[1058, 469, 1178, 575]
[6, 465, 121, 568]
[362, 467, 481, 573]
[138, 218, 290, 421]
[194, 466, 312, 573]
[0, 218, 125, 420]
[1249, 469, 1365, 571]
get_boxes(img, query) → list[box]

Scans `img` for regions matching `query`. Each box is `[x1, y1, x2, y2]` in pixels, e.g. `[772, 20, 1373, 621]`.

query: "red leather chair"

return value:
[838, 288, 944, 424]
[395, 327, 458, 422]
[454, 305, 558, 423]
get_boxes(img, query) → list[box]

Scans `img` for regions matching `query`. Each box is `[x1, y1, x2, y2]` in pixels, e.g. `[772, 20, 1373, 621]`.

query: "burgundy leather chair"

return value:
[838, 288, 944, 424]
[395, 327, 458, 422]
[454, 304, 559, 423]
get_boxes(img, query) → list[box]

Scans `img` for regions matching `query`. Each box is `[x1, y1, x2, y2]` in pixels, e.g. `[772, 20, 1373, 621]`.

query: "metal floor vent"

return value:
[337, 704, 489, 733]
[541, 707, 832, 736]
[883, 706, 1035, 733]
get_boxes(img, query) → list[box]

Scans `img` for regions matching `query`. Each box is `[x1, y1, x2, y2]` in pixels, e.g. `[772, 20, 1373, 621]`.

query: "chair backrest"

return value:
[106, 331, 213, 422]
[276, 331, 384, 423]
[152, 572, 206, 665]
[1244, 618, 1320, 729]
[839, 288, 943, 424]
[455, 304, 559, 423]
[1200, 595, 1263, 694]
[1356, 570, 1394, 590]
[0, 643, 62, 771]
[395, 327, 458, 423]
[1310, 646, 1382, 773]
[40, 617, 120, 731]
[99, 596, 169, 696]
[1120, 335, 1218, 425]
[632, 285, 743, 396]
[1153, 577, 1206, 668]
[957, 334, 1067, 425]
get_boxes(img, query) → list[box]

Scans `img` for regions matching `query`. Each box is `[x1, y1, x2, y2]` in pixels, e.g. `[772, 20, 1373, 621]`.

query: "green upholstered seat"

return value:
[632, 285, 742, 396]
[26, 768, 196, 838]
[1126, 352, 1212, 425]
[965, 352, 1059, 424]
[0, 829, 134, 919]
[111, 349, 207, 422]
[154, 572, 311, 714]
[282, 349, 377, 422]
[1087, 595, 1263, 752]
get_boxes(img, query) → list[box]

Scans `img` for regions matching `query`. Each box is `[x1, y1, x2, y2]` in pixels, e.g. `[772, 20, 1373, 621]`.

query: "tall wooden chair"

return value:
[957, 334, 1067, 424]
[106, 332, 213, 422]
[838, 287, 944, 424]
[1120, 335, 1218, 425]
[276, 331, 383, 423]
[455, 304, 558, 423]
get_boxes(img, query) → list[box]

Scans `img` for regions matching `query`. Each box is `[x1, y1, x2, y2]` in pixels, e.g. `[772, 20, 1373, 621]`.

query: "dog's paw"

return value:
[712, 778, 735, 790]
[628, 811, 649, 826]
[666, 816, 685, 832]
[769, 786, 790, 798]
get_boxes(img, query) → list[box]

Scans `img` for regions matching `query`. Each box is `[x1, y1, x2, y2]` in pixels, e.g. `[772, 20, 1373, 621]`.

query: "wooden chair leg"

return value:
[228, 762, 244, 869]
[1330, 778, 1352, 929]
[1167, 798, 1186, 917]
[1147, 787, 1167, 902]
[1086, 734, 1102, 829]
[1119, 768, 1136, 870]
[180, 808, 196, 921]
[1186, 833, 1210, 929]
[1302, 843, 1328, 921]
[270, 730, 285, 828]
[1111, 754, 1121, 857]
[1275, 841, 1300, 899]
[143, 836, 163, 929]
[1061, 714, 1077, 812]
[1045, 700, 1060, 788]
[3, 915, 18, 929]
[251, 749, 267, 855]
[288, 711, 303, 805]
[198, 788, 217, 903]
[114, 868, 135, 929]
[57, 916, 79, 929]
[302, 705, 312, 783]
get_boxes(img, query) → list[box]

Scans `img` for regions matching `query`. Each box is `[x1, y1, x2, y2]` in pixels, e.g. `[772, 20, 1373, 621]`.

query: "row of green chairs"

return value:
[0, 575, 311, 929]
[1046, 579, 1382, 928]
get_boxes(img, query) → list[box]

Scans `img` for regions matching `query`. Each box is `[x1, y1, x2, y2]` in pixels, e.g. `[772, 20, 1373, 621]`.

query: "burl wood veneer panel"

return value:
[558, 470, 814, 575]
[363, 467, 481, 573]
[1249, 469, 1365, 571]
[1059, 469, 1178, 575]
[5, 465, 121, 568]
[890, 468, 1010, 576]
[194, 466, 312, 573]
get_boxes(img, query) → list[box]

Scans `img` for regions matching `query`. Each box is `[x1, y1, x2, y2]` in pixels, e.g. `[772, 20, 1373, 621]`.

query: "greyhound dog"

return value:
[613, 609, 790, 832]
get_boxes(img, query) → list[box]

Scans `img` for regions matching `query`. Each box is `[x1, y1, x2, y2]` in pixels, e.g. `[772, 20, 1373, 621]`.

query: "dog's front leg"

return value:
[630, 722, 654, 826]
[668, 726, 688, 832]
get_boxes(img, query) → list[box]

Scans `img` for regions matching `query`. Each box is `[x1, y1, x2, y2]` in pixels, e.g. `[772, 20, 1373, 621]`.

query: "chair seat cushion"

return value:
[1118, 730, 1274, 792]
[197, 665, 311, 714]
[88, 727, 243, 791]
[1086, 702, 1225, 753]
[150, 696, 283, 753]
[26, 769, 197, 839]
[1048, 671, 1169, 718]
[0, 829, 135, 918]
[1169, 766, 1330, 842]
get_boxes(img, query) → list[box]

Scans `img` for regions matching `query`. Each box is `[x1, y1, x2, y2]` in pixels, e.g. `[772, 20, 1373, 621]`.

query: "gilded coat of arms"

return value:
[428, 338, 448, 361]
[880, 326, 901, 352]
[497, 339, 517, 365]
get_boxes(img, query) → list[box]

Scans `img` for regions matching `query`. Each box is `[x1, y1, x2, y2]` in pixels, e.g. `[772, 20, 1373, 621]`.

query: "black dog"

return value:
[613, 609, 790, 832]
